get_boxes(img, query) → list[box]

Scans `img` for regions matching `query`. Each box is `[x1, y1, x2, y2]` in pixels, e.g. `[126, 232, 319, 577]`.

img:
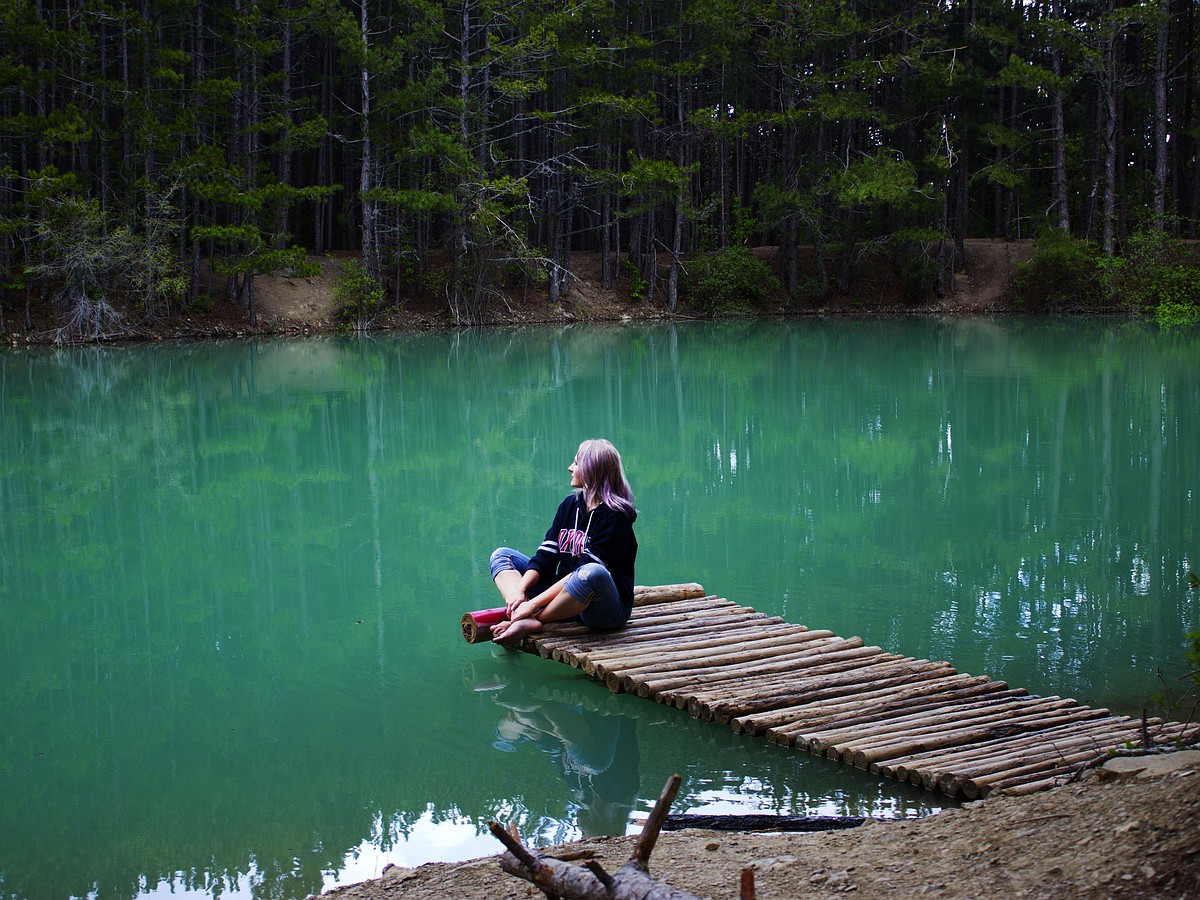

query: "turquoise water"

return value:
[1, 319, 1196, 899]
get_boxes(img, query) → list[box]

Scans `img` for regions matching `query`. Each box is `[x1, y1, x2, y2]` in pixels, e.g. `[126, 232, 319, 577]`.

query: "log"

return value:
[493, 774, 705, 900]
[631, 637, 883, 698]
[633, 583, 706, 605]
[845, 703, 1110, 769]
[669, 645, 895, 703]
[548, 611, 786, 660]
[991, 773, 1070, 796]
[460, 607, 508, 644]
[532, 602, 764, 657]
[661, 813, 873, 832]
[931, 717, 1136, 783]
[775, 683, 1022, 737]
[876, 715, 1137, 781]
[833, 697, 1085, 764]
[720, 660, 959, 738]
[539, 610, 778, 663]
[801, 694, 1068, 756]
[929, 718, 1141, 794]
[643, 648, 906, 709]
[462, 584, 712, 645]
[596, 630, 840, 681]
[694, 654, 899, 721]
[571, 617, 793, 656]
[735, 680, 1021, 738]
[883, 715, 1132, 777]
[582, 623, 816, 673]
[952, 744, 1122, 798]
[685, 649, 907, 720]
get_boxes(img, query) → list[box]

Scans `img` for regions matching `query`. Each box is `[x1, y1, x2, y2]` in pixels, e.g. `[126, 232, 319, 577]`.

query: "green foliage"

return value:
[30, 191, 186, 337]
[332, 258, 385, 332]
[1009, 231, 1104, 312]
[685, 245, 781, 314]
[891, 228, 947, 305]
[4, 0, 1200, 325]
[1105, 229, 1200, 328]
[623, 258, 648, 302]
[1187, 629, 1200, 688]
[829, 152, 918, 208]
[1156, 299, 1199, 331]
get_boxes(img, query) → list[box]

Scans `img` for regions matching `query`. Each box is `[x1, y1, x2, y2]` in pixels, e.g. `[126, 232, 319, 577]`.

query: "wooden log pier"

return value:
[468, 585, 1194, 799]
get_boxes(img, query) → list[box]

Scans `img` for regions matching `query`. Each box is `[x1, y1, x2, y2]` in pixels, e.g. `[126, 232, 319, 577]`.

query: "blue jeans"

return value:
[489, 547, 629, 630]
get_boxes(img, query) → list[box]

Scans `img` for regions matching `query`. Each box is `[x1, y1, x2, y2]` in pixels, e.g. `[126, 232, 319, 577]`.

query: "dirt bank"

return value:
[1, 238, 1035, 343]
[252, 238, 1032, 334]
[323, 752, 1200, 900]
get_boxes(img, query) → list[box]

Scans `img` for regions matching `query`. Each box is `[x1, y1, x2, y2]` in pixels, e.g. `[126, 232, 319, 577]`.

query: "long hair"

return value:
[575, 439, 636, 518]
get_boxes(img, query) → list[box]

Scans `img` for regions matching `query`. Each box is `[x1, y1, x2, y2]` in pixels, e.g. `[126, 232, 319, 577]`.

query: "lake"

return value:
[1, 318, 1196, 899]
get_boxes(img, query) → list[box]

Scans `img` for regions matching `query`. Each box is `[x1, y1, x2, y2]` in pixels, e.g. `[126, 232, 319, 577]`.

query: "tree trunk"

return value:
[360, 0, 376, 274]
[1100, 7, 1119, 255]
[667, 183, 683, 313]
[1050, 59, 1070, 230]
[1153, 5, 1169, 228]
[277, 19, 294, 248]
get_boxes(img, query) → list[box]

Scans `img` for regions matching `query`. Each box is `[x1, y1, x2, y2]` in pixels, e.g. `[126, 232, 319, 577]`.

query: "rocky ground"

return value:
[323, 751, 1200, 900]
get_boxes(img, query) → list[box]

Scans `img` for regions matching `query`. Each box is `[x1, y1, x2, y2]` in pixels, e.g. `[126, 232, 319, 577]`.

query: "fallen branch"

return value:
[661, 813, 873, 833]
[490, 774, 704, 899]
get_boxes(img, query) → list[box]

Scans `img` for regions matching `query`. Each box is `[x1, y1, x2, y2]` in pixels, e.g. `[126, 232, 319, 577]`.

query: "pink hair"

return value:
[575, 439, 636, 518]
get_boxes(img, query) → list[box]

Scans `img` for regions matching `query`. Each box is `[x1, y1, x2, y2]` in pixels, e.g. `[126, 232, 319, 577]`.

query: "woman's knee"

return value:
[567, 563, 611, 599]
[489, 547, 526, 579]
[577, 562, 610, 583]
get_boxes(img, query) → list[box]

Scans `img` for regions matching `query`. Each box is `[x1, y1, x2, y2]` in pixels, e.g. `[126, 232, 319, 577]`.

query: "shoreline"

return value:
[321, 751, 1200, 899]
[3, 240, 1041, 346]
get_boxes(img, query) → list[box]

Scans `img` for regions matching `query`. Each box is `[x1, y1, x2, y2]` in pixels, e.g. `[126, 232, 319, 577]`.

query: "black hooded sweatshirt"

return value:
[527, 492, 638, 611]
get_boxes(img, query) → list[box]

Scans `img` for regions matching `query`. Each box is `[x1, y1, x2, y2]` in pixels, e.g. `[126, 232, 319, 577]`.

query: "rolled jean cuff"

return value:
[489, 547, 530, 580]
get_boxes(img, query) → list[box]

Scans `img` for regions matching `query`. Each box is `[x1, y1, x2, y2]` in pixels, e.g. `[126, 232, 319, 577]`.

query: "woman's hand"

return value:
[510, 598, 542, 622]
[505, 591, 527, 616]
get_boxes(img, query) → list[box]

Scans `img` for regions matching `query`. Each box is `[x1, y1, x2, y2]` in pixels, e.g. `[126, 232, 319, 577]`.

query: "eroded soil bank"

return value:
[2, 239, 1034, 344]
[322, 753, 1200, 900]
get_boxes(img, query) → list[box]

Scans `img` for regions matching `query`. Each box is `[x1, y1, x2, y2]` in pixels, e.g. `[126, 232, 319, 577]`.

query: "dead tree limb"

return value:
[491, 774, 704, 899]
[663, 813, 872, 832]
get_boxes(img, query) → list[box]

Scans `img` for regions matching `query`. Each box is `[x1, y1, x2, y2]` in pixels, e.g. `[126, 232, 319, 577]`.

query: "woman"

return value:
[489, 439, 638, 643]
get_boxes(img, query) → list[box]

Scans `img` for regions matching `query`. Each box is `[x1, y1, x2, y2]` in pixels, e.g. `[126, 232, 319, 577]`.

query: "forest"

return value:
[2, 0, 1200, 337]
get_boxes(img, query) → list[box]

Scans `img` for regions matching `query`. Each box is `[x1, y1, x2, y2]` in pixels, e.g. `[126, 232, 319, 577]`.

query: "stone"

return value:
[1101, 749, 1200, 780]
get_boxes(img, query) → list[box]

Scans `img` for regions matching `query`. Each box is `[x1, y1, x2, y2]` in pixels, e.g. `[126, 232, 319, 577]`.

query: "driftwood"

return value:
[491, 774, 705, 900]
[661, 813, 872, 832]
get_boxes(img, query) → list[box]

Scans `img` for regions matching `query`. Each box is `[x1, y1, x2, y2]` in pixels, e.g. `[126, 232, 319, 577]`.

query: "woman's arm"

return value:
[503, 566, 543, 614]
[511, 574, 569, 621]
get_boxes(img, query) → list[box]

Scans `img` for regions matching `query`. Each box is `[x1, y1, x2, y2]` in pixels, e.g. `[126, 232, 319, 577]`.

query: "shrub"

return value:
[1117, 230, 1200, 329]
[1008, 231, 1103, 312]
[623, 258, 649, 302]
[332, 258, 384, 331]
[686, 246, 781, 314]
[31, 192, 186, 339]
[1156, 297, 1199, 331]
[891, 228, 946, 305]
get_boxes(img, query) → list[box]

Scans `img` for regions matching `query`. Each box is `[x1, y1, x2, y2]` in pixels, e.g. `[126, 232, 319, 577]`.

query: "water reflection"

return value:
[1, 319, 1197, 900]
[478, 668, 641, 839]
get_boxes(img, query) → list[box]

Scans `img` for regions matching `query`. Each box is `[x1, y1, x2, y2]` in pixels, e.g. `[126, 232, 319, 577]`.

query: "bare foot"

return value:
[491, 616, 543, 644]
